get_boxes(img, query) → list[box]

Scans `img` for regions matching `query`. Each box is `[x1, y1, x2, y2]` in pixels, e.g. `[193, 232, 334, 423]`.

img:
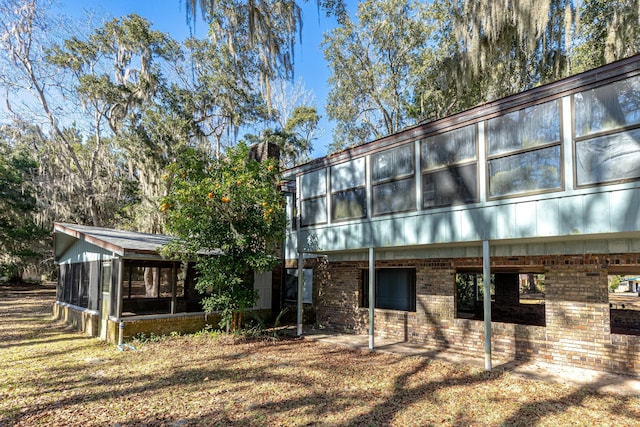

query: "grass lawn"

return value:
[1, 285, 639, 426]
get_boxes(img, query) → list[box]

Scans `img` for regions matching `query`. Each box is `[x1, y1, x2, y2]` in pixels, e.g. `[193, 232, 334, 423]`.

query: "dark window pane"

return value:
[487, 100, 560, 156]
[301, 197, 327, 226]
[421, 125, 476, 170]
[423, 163, 478, 208]
[576, 128, 640, 186]
[377, 269, 415, 311]
[489, 146, 561, 197]
[372, 143, 414, 182]
[332, 188, 367, 221]
[575, 75, 640, 137]
[361, 269, 416, 311]
[373, 178, 416, 215]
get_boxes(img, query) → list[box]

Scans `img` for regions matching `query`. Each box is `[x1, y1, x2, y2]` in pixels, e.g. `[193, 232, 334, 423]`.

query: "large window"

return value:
[331, 158, 367, 221]
[487, 100, 562, 197]
[371, 144, 415, 215]
[360, 268, 416, 312]
[421, 124, 478, 208]
[300, 169, 327, 226]
[574, 75, 640, 186]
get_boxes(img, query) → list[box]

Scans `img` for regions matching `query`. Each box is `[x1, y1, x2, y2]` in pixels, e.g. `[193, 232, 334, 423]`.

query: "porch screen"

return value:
[57, 261, 100, 311]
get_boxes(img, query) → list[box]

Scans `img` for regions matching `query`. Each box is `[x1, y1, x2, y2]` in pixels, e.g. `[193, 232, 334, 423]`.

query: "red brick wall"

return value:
[308, 253, 640, 376]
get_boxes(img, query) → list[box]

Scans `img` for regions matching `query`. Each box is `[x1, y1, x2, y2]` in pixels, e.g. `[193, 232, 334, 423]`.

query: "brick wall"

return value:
[309, 253, 640, 376]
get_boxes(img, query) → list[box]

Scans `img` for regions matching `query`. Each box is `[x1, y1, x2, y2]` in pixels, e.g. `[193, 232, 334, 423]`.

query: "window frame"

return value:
[485, 99, 564, 199]
[572, 76, 640, 188]
[421, 124, 479, 209]
[371, 143, 417, 216]
[299, 169, 328, 227]
[360, 268, 417, 312]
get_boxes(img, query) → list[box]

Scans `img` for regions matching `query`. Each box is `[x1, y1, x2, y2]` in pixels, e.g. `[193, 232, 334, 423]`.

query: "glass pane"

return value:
[373, 178, 416, 215]
[331, 158, 366, 191]
[377, 269, 414, 311]
[487, 100, 560, 155]
[284, 269, 312, 303]
[101, 264, 111, 293]
[575, 75, 640, 137]
[576, 128, 640, 186]
[301, 197, 327, 226]
[423, 163, 478, 208]
[300, 168, 326, 199]
[489, 146, 561, 197]
[421, 124, 476, 170]
[372, 143, 414, 182]
[331, 188, 367, 221]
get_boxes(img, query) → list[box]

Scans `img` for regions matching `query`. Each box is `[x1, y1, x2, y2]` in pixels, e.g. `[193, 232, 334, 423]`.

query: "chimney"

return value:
[249, 141, 280, 163]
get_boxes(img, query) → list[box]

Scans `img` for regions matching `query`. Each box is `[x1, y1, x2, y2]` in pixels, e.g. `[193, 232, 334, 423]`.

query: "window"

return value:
[331, 158, 367, 221]
[608, 273, 640, 336]
[284, 268, 313, 304]
[574, 76, 640, 186]
[372, 144, 416, 215]
[300, 169, 327, 226]
[421, 124, 478, 208]
[360, 268, 416, 312]
[487, 100, 562, 197]
[455, 272, 545, 326]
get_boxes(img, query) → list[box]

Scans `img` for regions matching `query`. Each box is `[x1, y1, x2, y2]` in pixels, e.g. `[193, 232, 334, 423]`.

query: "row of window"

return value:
[300, 75, 640, 226]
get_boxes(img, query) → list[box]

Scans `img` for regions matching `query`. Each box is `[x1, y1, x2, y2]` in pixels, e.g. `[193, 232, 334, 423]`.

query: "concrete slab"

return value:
[298, 328, 640, 396]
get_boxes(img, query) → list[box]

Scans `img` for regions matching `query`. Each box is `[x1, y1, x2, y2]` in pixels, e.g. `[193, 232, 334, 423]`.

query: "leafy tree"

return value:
[571, 0, 640, 73]
[181, 37, 268, 158]
[0, 130, 48, 281]
[323, 0, 432, 150]
[161, 143, 285, 330]
[186, 0, 347, 107]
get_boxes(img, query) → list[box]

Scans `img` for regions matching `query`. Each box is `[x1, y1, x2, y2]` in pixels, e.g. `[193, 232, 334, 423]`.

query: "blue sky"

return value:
[63, 0, 341, 158]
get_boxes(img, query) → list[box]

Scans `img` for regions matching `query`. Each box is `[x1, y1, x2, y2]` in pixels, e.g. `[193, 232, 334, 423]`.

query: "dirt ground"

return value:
[1, 284, 640, 426]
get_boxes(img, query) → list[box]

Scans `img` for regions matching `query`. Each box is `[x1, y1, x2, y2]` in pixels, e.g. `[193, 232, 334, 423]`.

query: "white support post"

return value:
[171, 262, 177, 314]
[297, 252, 304, 336]
[368, 246, 375, 350]
[483, 240, 492, 371]
[296, 174, 304, 337]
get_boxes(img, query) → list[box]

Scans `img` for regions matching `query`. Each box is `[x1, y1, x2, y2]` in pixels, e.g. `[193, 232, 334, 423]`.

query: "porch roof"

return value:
[53, 223, 175, 261]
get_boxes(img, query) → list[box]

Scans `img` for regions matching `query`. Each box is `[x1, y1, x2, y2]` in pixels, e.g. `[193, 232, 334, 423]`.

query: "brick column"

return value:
[545, 260, 611, 371]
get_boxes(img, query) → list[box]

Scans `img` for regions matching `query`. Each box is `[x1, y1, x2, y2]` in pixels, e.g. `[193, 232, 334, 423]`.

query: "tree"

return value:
[186, 0, 347, 107]
[571, 0, 640, 73]
[161, 143, 285, 330]
[323, 0, 431, 150]
[46, 14, 186, 233]
[180, 37, 268, 158]
[0, 129, 48, 281]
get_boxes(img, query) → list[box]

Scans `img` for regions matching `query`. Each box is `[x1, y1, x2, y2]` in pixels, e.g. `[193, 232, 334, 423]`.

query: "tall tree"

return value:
[0, 0, 108, 225]
[187, 0, 346, 107]
[323, 0, 431, 150]
[180, 36, 267, 158]
[0, 128, 49, 281]
[571, 0, 640, 72]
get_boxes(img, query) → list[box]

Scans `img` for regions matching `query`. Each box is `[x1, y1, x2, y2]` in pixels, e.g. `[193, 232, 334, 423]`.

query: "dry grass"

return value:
[1, 285, 640, 426]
